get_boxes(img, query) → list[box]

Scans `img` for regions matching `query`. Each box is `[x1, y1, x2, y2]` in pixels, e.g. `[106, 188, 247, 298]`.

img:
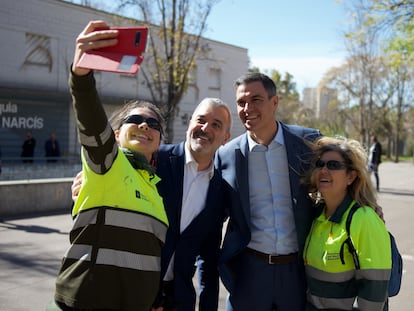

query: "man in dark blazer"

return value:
[154, 98, 232, 311]
[216, 73, 321, 311]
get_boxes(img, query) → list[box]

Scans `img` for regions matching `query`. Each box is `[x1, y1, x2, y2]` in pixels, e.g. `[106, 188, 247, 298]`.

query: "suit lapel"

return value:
[168, 143, 185, 233]
[235, 134, 251, 222]
[282, 124, 313, 208]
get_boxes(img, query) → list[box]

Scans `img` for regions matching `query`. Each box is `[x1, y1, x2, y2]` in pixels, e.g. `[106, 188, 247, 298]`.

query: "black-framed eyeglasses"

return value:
[123, 114, 162, 132]
[315, 159, 347, 170]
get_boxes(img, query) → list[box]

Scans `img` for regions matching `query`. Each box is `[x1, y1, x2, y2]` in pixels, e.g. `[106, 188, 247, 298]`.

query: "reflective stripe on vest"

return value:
[307, 294, 355, 310]
[73, 208, 167, 243]
[308, 293, 385, 310]
[306, 265, 390, 283]
[65, 244, 161, 272]
[306, 265, 354, 283]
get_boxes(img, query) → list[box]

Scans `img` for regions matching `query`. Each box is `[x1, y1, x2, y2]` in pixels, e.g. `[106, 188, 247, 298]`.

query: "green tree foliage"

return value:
[325, 0, 414, 159]
[368, 0, 414, 54]
[359, 0, 414, 159]
[261, 69, 301, 124]
[269, 70, 299, 101]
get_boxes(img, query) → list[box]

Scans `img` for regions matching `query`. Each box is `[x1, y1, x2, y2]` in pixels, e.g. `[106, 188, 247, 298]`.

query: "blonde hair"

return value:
[304, 136, 379, 210]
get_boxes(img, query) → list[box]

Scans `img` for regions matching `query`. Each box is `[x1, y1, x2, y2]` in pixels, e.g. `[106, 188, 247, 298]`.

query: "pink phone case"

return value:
[77, 27, 148, 74]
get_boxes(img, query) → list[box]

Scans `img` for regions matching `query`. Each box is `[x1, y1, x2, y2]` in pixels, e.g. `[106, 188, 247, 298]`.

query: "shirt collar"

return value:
[315, 194, 354, 223]
[247, 121, 285, 151]
[184, 143, 214, 179]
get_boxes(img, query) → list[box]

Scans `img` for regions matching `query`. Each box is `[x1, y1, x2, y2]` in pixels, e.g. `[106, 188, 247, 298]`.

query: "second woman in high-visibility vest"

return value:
[302, 136, 391, 311]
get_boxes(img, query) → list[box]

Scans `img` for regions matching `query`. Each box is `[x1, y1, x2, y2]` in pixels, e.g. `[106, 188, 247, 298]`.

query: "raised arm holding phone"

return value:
[49, 21, 169, 311]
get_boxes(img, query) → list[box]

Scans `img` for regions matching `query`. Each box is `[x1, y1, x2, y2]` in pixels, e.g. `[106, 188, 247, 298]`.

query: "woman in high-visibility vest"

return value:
[51, 21, 168, 311]
[302, 136, 391, 311]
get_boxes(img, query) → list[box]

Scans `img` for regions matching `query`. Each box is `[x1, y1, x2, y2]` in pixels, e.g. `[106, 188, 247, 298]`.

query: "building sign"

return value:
[0, 97, 69, 161]
[1, 102, 44, 129]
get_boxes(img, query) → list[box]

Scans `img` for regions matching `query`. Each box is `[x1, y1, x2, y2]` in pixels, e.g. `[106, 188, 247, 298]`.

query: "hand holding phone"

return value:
[77, 27, 148, 74]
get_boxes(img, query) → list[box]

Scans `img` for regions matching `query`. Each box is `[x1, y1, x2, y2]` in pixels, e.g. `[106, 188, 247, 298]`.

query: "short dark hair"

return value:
[235, 72, 277, 98]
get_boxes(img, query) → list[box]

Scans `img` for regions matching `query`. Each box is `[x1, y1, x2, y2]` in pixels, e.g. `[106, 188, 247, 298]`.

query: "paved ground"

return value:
[0, 161, 413, 310]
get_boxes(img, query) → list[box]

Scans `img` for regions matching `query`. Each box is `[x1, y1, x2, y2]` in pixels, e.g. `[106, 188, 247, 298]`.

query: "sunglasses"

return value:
[123, 114, 162, 132]
[315, 159, 347, 170]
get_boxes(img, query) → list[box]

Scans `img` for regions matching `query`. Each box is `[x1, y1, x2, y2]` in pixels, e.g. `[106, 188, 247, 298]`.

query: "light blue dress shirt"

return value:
[247, 122, 298, 255]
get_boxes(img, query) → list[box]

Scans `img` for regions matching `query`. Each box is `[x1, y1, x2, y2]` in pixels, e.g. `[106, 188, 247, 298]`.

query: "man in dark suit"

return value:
[216, 73, 321, 311]
[153, 97, 232, 311]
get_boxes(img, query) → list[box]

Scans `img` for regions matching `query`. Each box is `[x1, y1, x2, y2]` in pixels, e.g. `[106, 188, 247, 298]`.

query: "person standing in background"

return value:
[368, 135, 382, 191]
[44, 132, 61, 162]
[21, 130, 36, 163]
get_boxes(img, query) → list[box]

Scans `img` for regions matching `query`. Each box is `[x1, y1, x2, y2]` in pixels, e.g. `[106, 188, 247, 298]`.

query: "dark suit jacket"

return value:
[216, 122, 321, 292]
[156, 142, 227, 310]
[371, 142, 382, 165]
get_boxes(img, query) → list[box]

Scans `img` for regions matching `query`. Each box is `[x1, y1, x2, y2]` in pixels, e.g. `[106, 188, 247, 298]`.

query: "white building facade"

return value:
[0, 0, 248, 162]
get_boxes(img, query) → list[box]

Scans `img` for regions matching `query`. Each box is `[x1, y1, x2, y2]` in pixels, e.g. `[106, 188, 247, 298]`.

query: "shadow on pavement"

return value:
[0, 210, 69, 235]
[0, 247, 62, 276]
[0, 221, 67, 234]
[380, 188, 414, 197]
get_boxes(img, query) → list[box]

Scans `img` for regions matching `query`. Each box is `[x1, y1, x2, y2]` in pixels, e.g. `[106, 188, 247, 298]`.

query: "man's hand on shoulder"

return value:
[71, 171, 83, 201]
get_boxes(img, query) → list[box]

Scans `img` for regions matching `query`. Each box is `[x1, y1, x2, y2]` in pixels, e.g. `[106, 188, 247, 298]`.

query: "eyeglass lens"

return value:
[123, 114, 161, 132]
[315, 159, 346, 170]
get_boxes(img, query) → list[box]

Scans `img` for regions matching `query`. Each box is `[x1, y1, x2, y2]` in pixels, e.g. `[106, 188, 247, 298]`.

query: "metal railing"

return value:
[0, 156, 81, 181]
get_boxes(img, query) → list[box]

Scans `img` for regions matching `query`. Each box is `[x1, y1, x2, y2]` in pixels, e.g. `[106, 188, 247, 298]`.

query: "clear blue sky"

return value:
[68, 0, 349, 94]
[204, 0, 350, 94]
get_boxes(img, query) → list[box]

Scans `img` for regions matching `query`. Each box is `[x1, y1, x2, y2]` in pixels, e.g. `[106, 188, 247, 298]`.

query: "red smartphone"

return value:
[77, 26, 148, 74]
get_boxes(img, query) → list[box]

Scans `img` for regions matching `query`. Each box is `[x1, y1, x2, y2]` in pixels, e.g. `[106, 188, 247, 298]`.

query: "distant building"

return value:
[0, 0, 249, 162]
[302, 86, 337, 118]
[302, 87, 318, 113]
